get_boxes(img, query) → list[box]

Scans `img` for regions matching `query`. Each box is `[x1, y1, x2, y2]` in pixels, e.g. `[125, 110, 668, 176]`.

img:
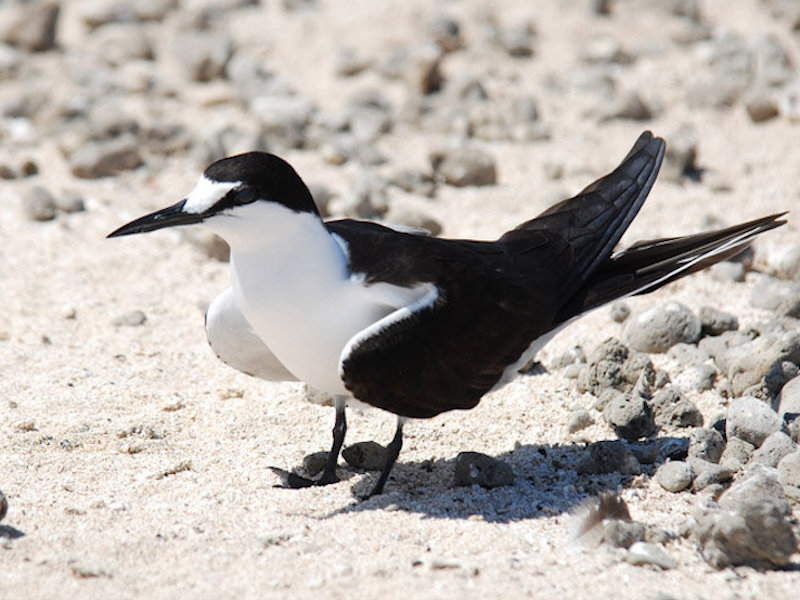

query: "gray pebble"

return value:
[750, 431, 796, 468]
[661, 124, 698, 182]
[778, 375, 800, 427]
[568, 409, 594, 434]
[689, 458, 733, 491]
[601, 90, 655, 122]
[250, 94, 315, 152]
[726, 396, 784, 448]
[113, 310, 147, 327]
[686, 32, 751, 109]
[453, 452, 514, 488]
[667, 342, 711, 367]
[173, 30, 232, 82]
[498, 22, 536, 58]
[431, 146, 497, 187]
[725, 330, 800, 396]
[766, 243, 800, 281]
[650, 387, 703, 429]
[745, 90, 780, 123]
[624, 301, 701, 353]
[688, 427, 725, 464]
[655, 460, 694, 492]
[676, 364, 717, 392]
[709, 261, 746, 283]
[578, 338, 654, 396]
[0, 1, 59, 52]
[694, 498, 798, 569]
[576, 440, 641, 476]
[342, 441, 386, 471]
[778, 449, 800, 503]
[749, 276, 800, 318]
[402, 44, 444, 95]
[603, 393, 657, 440]
[56, 192, 86, 214]
[720, 436, 755, 470]
[552, 345, 586, 369]
[625, 542, 677, 570]
[602, 519, 645, 549]
[720, 463, 791, 516]
[23, 185, 57, 221]
[609, 301, 630, 323]
[302, 451, 329, 477]
[699, 306, 739, 336]
[334, 47, 372, 77]
[69, 136, 144, 178]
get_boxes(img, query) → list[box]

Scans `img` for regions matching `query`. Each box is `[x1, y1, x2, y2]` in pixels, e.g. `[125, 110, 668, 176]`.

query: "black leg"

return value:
[271, 396, 347, 489]
[317, 396, 347, 485]
[364, 418, 404, 499]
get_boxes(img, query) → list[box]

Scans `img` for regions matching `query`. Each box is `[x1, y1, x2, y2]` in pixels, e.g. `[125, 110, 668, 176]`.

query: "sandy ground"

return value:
[1, 1, 800, 598]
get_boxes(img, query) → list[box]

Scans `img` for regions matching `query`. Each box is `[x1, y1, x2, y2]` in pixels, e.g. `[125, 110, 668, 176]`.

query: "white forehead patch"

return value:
[183, 175, 241, 214]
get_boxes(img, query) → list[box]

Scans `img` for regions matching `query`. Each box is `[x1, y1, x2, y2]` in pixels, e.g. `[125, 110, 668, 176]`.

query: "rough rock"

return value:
[750, 431, 795, 468]
[724, 330, 800, 395]
[689, 458, 733, 491]
[575, 440, 641, 476]
[22, 186, 57, 221]
[578, 338, 654, 396]
[694, 499, 798, 569]
[688, 428, 725, 464]
[686, 32, 752, 108]
[453, 452, 514, 488]
[720, 436, 755, 470]
[650, 387, 703, 429]
[745, 90, 780, 123]
[699, 306, 739, 336]
[778, 449, 800, 502]
[661, 123, 699, 181]
[655, 460, 694, 492]
[430, 146, 497, 187]
[719, 464, 791, 516]
[726, 396, 784, 448]
[0, 1, 60, 52]
[603, 393, 657, 440]
[567, 408, 594, 433]
[778, 375, 800, 427]
[609, 301, 630, 323]
[69, 136, 144, 178]
[766, 242, 800, 281]
[749, 276, 800, 318]
[112, 310, 147, 327]
[342, 441, 387, 471]
[624, 301, 701, 353]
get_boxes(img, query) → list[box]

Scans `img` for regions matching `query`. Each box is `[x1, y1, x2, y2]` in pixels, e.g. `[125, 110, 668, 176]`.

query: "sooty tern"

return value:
[108, 131, 785, 498]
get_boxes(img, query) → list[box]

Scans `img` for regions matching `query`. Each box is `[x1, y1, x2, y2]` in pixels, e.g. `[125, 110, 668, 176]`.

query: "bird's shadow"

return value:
[322, 435, 689, 523]
[0, 524, 25, 539]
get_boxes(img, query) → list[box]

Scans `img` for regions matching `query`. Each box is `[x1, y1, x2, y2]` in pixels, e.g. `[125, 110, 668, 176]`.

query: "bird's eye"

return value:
[236, 187, 257, 204]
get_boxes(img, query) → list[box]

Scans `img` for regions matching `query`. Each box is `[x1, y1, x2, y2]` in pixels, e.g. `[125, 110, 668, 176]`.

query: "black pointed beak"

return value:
[107, 200, 205, 238]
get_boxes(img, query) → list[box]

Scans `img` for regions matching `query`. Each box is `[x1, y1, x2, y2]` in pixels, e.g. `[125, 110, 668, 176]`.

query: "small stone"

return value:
[726, 396, 784, 448]
[453, 452, 514, 488]
[694, 499, 798, 568]
[624, 302, 701, 353]
[745, 91, 780, 123]
[690, 458, 733, 491]
[113, 310, 147, 327]
[778, 375, 800, 426]
[655, 460, 694, 492]
[567, 408, 594, 433]
[333, 170, 388, 219]
[661, 124, 699, 182]
[173, 30, 232, 82]
[578, 338, 654, 396]
[721, 463, 791, 516]
[625, 542, 677, 570]
[603, 393, 657, 440]
[676, 364, 717, 392]
[552, 346, 586, 369]
[609, 301, 630, 323]
[651, 387, 704, 429]
[403, 44, 444, 95]
[0, 1, 60, 52]
[667, 343, 711, 367]
[250, 94, 315, 152]
[720, 437, 755, 470]
[749, 276, 800, 318]
[302, 451, 328, 477]
[342, 441, 386, 471]
[688, 428, 725, 463]
[686, 32, 752, 109]
[0, 489, 7, 522]
[22, 186, 57, 221]
[69, 136, 143, 178]
[498, 22, 535, 58]
[576, 440, 641, 476]
[778, 449, 800, 503]
[427, 16, 463, 53]
[709, 261, 746, 283]
[766, 243, 800, 281]
[724, 330, 800, 394]
[334, 47, 372, 77]
[602, 519, 645, 549]
[56, 192, 86, 214]
[602, 91, 655, 121]
[699, 306, 739, 336]
[750, 431, 796, 468]
[431, 147, 497, 187]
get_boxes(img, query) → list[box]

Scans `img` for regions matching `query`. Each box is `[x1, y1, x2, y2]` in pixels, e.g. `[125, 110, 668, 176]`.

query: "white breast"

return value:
[206, 202, 431, 396]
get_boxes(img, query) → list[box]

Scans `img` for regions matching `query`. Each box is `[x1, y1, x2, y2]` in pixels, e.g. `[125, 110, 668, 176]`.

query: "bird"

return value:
[108, 131, 786, 498]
